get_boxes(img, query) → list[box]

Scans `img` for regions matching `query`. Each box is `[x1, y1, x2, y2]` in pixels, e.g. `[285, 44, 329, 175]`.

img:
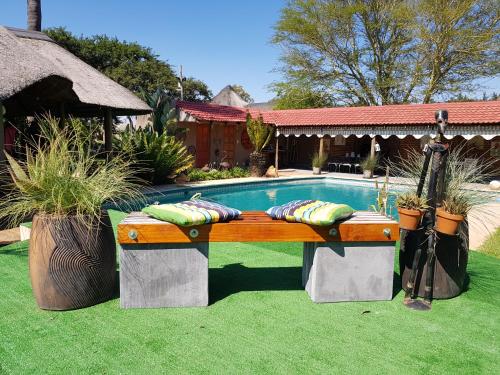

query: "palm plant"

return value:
[141, 88, 180, 136]
[246, 113, 274, 176]
[115, 127, 194, 185]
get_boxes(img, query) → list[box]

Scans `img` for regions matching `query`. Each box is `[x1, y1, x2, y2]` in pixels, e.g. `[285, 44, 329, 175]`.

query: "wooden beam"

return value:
[104, 108, 113, 153]
[0, 103, 4, 161]
[370, 136, 376, 159]
[118, 211, 400, 244]
[318, 136, 324, 172]
[275, 135, 279, 177]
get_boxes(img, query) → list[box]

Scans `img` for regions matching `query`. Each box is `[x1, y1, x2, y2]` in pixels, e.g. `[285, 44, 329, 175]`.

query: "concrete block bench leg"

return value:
[120, 243, 209, 308]
[302, 242, 395, 303]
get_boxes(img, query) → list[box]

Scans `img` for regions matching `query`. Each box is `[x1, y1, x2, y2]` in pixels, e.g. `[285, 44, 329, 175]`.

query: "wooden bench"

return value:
[117, 211, 399, 308]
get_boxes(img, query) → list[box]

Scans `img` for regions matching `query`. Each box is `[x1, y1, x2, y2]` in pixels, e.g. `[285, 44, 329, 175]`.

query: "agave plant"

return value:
[141, 88, 181, 136]
[0, 115, 143, 227]
[115, 127, 194, 185]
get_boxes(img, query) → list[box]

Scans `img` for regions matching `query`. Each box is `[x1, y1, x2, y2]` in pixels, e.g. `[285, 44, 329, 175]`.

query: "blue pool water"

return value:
[156, 180, 399, 219]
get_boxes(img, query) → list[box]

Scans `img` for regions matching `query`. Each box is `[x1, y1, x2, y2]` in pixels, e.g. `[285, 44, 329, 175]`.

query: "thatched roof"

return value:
[211, 85, 248, 108]
[0, 26, 150, 116]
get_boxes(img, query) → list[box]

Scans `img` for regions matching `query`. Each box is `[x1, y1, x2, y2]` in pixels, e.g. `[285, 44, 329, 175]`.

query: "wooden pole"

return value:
[319, 136, 324, 173]
[370, 136, 376, 159]
[0, 103, 5, 161]
[104, 108, 113, 153]
[275, 135, 279, 177]
[59, 102, 66, 128]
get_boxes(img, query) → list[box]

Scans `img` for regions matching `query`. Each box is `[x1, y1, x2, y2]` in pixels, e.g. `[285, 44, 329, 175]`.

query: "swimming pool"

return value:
[152, 179, 399, 219]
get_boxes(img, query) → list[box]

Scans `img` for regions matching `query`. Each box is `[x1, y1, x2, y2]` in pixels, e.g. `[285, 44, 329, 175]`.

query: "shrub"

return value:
[361, 156, 378, 171]
[311, 152, 327, 168]
[0, 115, 143, 226]
[187, 167, 250, 182]
[115, 127, 194, 185]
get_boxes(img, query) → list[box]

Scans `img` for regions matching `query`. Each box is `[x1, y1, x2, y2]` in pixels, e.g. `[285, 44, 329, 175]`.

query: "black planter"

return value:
[249, 152, 267, 177]
[399, 220, 469, 299]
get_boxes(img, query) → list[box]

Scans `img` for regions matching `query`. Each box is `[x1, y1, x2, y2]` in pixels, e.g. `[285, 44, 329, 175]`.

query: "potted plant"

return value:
[435, 193, 468, 235]
[361, 156, 377, 178]
[246, 113, 274, 177]
[0, 115, 142, 310]
[311, 152, 327, 175]
[396, 191, 428, 230]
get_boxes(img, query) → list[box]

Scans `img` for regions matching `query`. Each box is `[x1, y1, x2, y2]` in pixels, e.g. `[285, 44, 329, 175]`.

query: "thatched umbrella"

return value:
[0, 26, 151, 157]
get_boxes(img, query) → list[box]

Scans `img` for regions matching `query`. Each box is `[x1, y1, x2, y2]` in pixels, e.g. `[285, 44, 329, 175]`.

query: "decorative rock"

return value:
[265, 165, 278, 177]
[201, 165, 210, 172]
[220, 161, 231, 170]
[489, 180, 500, 191]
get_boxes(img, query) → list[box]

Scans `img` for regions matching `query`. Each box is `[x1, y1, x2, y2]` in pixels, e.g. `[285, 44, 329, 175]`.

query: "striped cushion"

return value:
[266, 200, 354, 226]
[142, 199, 241, 226]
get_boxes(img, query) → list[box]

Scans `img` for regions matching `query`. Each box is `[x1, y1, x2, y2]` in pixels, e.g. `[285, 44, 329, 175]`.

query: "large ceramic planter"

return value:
[363, 170, 373, 179]
[312, 167, 321, 175]
[249, 152, 267, 177]
[397, 207, 424, 231]
[29, 213, 116, 310]
[435, 208, 464, 235]
[399, 222, 468, 299]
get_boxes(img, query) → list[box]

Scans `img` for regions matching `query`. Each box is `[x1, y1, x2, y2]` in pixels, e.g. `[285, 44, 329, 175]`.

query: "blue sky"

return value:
[1, 0, 285, 102]
[1, 0, 498, 102]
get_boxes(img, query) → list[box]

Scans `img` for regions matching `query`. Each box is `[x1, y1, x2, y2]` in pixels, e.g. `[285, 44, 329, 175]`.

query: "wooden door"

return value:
[196, 123, 211, 168]
[223, 124, 236, 166]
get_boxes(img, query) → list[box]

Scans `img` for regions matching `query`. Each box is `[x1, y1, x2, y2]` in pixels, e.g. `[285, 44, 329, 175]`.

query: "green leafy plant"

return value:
[311, 152, 327, 168]
[187, 167, 250, 182]
[361, 156, 378, 172]
[396, 191, 428, 211]
[141, 88, 181, 135]
[370, 167, 394, 216]
[0, 115, 143, 227]
[246, 113, 274, 153]
[115, 127, 194, 185]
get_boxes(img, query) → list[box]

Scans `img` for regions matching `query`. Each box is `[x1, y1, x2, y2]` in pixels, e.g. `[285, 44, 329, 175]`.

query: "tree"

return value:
[27, 0, 41, 31]
[273, 0, 499, 105]
[231, 85, 254, 103]
[272, 82, 334, 109]
[45, 27, 212, 101]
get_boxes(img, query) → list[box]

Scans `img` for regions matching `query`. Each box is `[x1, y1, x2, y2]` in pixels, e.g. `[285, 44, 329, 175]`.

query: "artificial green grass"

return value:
[478, 228, 500, 259]
[0, 210, 499, 374]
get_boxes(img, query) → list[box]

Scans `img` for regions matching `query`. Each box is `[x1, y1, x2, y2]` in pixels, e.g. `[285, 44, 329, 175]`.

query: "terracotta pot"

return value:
[397, 207, 424, 231]
[249, 152, 267, 177]
[363, 170, 373, 179]
[312, 166, 321, 175]
[29, 213, 116, 310]
[435, 208, 464, 235]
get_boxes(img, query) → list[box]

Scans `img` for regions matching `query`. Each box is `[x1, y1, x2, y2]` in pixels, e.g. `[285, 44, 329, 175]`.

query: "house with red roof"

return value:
[176, 98, 500, 173]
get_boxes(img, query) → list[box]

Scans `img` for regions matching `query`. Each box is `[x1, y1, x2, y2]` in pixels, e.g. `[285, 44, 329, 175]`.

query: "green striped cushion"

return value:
[266, 200, 354, 226]
[142, 199, 241, 226]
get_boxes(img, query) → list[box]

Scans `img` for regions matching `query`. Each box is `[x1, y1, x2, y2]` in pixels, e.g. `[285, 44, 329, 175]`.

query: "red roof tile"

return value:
[177, 100, 500, 127]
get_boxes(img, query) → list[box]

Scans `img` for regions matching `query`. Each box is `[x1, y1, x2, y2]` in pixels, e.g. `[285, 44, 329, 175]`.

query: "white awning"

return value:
[276, 124, 499, 140]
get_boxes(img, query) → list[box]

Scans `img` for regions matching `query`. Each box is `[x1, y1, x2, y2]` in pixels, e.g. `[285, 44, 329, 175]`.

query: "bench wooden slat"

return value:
[118, 211, 399, 244]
